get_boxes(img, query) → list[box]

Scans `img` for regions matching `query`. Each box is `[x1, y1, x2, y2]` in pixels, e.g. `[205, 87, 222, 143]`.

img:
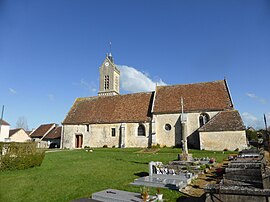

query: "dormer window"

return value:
[199, 113, 210, 127]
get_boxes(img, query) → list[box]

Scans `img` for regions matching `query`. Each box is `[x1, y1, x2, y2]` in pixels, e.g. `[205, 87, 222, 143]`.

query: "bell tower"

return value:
[98, 50, 120, 96]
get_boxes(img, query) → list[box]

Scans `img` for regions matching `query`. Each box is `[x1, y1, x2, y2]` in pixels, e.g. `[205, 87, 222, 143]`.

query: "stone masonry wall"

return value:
[155, 111, 218, 147]
[200, 130, 247, 151]
[62, 122, 150, 149]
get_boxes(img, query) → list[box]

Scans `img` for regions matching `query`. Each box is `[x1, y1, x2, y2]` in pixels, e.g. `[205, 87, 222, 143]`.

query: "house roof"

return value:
[43, 126, 62, 139]
[0, 119, 10, 126]
[63, 92, 154, 124]
[198, 110, 245, 132]
[153, 80, 233, 114]
[9, 128, 23, 137]
[30, 123, 56, 138]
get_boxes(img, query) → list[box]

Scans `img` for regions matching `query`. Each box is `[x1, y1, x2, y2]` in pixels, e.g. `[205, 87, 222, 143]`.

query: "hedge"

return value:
[0, 142, 45, 171]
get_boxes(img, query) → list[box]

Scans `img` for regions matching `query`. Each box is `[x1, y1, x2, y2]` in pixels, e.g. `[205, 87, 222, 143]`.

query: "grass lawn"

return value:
[0, 148, 234, 202]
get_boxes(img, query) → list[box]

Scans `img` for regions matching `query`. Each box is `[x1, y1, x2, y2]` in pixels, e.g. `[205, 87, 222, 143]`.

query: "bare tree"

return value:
[16, 116, 29, 131]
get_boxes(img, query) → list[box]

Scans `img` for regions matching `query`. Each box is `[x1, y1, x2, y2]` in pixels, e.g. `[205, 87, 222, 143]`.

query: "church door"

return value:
[75, 134, 83, 148]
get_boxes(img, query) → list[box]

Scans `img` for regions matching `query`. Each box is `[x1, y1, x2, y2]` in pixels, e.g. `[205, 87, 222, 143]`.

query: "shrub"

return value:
[0, 142, 45, 171]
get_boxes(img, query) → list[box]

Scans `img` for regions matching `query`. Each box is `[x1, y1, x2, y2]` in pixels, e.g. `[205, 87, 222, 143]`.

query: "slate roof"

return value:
[30, 123, 56, 138]
[63, 92, 154, 124]
[43, 126, 62, 139]
[198, 110, 245, 132]
[0, 119, 10, 126]
[153, 80, 233, 114]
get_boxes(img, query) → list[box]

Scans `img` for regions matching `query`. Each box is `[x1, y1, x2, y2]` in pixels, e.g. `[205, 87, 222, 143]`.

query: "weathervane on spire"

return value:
[108, 42, 113, 63]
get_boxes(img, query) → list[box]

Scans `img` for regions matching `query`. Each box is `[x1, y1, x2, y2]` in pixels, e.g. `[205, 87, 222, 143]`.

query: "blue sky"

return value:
[0, 0, 269, 130]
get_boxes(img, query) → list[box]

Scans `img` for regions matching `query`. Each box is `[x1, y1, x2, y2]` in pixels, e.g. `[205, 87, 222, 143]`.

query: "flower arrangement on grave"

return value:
[209, 158, 215, 164]
[140, 186, 149, 201]
[156, 187, 163, 200]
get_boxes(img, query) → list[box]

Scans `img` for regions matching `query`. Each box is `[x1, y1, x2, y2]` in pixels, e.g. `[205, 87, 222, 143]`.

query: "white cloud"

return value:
[242, 112, 270, 129]
[9, 88, 17, 94]
[73, 79, 97, 93]
[117, 65, 167, 93]
[246, 92, 267, 104]
[47, 94, 54, 101]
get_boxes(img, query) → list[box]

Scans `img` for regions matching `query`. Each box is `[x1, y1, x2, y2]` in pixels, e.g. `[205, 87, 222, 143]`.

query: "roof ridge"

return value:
[77, 91, 154, 101]
[157, 80, 224, 89]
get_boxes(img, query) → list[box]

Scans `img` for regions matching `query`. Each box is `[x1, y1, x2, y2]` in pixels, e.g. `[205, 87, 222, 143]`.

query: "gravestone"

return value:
[92, 189, 154, 202]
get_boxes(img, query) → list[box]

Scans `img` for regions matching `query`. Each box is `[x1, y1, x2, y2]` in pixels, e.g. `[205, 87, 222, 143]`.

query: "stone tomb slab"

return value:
[92, 189, 155, 202]
[130, 175, 187, 190]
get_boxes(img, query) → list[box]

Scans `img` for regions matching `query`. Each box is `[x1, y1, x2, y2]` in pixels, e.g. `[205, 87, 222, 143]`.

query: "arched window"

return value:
[199, 113, 210, 127]
[138, 124, 146, 136]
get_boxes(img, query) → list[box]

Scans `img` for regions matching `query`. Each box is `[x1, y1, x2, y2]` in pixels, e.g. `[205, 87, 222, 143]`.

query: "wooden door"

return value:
[75, 135, 83, 148]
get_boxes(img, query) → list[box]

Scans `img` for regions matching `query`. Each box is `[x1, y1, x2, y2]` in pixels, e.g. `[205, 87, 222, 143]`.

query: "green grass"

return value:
[0, 148, 234, 202]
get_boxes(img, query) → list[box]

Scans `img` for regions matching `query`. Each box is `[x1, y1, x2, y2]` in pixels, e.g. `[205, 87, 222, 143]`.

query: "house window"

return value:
[138, 124, 146, 136]
[199, 113, 210, 127]
[164, 124, 171, 131]
[111, 128, 116, 137]
[86, 124, 89, 132]
[104, 75, 109, 90]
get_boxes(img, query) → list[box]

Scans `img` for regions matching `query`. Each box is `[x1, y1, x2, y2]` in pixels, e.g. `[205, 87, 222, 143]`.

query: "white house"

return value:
[0, 119, 10, 142]
[9, 128, 31, 142]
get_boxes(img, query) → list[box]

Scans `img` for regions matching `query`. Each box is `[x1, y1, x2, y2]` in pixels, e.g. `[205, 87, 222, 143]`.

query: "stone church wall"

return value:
[154, 111, 218, 148]
[125, 123, 150, 147]
[62, 122, 150, 149]
[199, 130, 247, 151]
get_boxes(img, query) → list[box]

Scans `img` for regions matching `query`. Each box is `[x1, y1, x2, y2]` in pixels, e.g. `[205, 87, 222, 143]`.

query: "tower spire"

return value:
[109, 42, 112, 56]
[108, 42, 113, 63]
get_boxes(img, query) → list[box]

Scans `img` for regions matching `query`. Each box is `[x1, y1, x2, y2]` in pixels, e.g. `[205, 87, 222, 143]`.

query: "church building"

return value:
[61, 53, 247, 151]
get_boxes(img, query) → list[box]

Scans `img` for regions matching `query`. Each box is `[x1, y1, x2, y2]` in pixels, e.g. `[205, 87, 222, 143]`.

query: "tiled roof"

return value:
[153, 80, 233, 114]
[63, 92, 154, 124]
[198, 110, 245, 132]
[30, 123, 56, 138]
[0, 119, 10, 126]
[43, 126, 62, 139]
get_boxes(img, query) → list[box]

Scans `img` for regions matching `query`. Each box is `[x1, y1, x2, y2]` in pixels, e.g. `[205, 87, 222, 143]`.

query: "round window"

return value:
[164, 124, 171, 131]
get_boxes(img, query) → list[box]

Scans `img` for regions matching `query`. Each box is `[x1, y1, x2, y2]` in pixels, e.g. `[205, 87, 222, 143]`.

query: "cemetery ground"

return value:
[0, 148, 236, 202]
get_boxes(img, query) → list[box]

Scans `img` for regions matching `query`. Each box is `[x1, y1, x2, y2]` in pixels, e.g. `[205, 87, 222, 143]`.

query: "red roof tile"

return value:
[199, 110, 245, 132]
[153, 80, 233, 114]
[30, 123, 56, 138]
[43, 126, 62, 139]
[63, 92, 154, 124]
